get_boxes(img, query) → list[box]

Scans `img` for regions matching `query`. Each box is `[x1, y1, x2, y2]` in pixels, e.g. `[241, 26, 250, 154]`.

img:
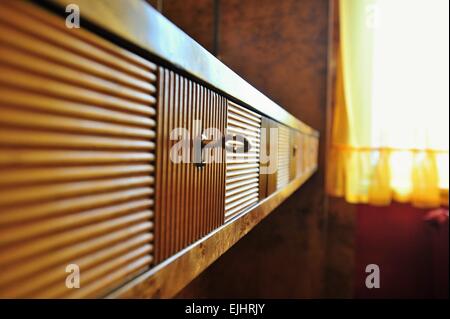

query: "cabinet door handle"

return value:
[193, 133, 223, 168]
[224, 134, 252, 153]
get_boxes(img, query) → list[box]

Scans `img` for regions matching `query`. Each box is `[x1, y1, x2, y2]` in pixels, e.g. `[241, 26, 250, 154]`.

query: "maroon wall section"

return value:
[355, 203, 449, 299]
[151, 0, 330, 298]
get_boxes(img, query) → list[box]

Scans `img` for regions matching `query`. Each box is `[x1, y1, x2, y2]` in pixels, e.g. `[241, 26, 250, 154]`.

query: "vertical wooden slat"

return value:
[205, 90, 211, 234]
[187, 80, 193, 244]
[200, 86, 206, 237]
[155, 67, 166, 263]
[172, 73, 179, 254]
[178, 76, 185, 251]
[194, 83, 201, 241]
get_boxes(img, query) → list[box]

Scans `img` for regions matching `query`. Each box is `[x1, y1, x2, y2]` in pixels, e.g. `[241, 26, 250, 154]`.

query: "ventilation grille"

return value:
[0, 1, 155, 298]
[295, 132, 303, 178]
[155, 68, 226, 263]
[225, 101, 261, 222]
[277, 124, 290, 189]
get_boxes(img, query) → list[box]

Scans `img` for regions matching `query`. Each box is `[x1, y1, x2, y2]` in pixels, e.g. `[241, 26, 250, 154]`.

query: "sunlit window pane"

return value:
[371, 0, 449, 190]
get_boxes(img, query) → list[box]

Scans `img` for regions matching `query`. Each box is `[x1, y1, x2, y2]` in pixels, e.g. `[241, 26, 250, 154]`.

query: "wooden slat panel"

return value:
[155, 68, 226, 263]
[225, 102, 261, 222]
[262, 118, 278, 197]
[289, 130, 298, 180]
[0, 1, 155, 298]
[294, 131, 303, 178]
[277, 124, 290, 189]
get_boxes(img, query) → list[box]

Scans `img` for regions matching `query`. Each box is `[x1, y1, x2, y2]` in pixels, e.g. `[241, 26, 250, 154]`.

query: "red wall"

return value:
[355, 203, 449, 299]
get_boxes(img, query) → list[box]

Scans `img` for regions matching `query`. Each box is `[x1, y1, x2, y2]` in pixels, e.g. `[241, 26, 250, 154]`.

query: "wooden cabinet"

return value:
[0, 0, 319, 298]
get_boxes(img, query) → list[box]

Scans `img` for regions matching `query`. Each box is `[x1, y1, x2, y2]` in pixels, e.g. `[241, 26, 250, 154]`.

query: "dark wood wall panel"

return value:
[148, 0, 215, 53]
[155, 68, 226, 263]
[0, 1, 156, 298]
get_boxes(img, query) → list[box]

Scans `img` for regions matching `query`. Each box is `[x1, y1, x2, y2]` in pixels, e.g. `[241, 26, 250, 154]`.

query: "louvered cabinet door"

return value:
[291, 130, 304, 180]
[301, 133, 309, 174]
[225, 102, 261, 222]
[276, 124, 291, 189]
[296, 132, 305, 178]
[155, 68, 226, 262]
[303, 134, 316, 173]
[0, 1, 156, 298]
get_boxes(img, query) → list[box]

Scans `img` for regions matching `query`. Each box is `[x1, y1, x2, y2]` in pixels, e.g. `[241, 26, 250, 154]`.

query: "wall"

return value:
[149, 0, 330, 298]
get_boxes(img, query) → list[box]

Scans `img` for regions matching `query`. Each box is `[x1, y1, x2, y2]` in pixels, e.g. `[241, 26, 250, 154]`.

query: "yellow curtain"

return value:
[327, 0, 449, 208]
